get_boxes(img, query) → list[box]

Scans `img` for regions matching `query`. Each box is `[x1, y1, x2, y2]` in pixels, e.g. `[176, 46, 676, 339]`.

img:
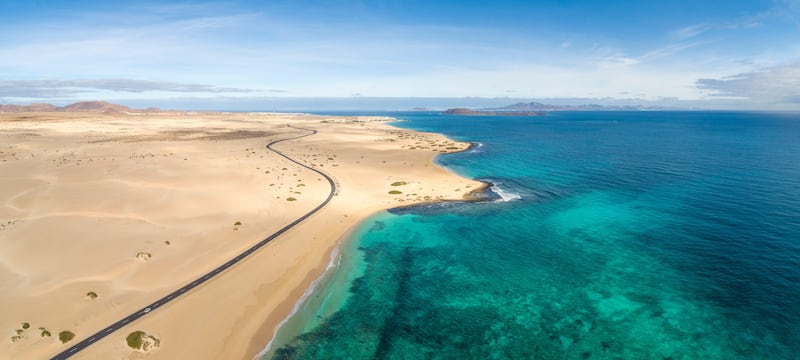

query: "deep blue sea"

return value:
[263, 111, 800, 359]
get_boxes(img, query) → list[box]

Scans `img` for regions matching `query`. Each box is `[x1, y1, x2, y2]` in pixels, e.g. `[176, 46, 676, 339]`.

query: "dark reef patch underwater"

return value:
[264, 111, 800, 359]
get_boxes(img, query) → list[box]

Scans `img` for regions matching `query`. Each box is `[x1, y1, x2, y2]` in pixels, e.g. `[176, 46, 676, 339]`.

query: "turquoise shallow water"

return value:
[264, 111, 800, 359]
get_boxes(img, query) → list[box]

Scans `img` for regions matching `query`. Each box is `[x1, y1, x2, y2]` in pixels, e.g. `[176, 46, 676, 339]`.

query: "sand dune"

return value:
[0, 111, 482, 359]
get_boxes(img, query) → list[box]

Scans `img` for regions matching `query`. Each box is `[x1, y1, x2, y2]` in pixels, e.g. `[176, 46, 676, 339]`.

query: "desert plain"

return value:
[0, 109, 483, 359]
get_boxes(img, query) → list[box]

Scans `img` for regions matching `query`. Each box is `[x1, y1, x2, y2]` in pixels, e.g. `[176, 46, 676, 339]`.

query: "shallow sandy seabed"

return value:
[0, 111, 481, 359]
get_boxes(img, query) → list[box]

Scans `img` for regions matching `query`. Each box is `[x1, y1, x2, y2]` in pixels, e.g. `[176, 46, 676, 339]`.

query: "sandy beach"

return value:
[0, 110, 483, 359]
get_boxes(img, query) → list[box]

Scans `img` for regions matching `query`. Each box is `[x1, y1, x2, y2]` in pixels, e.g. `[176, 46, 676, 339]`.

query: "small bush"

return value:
[388, 190, 402, 195]
[126, 331, 160, 351]
[86, 291, 98, 299]
[390, 181, 407, 186]
[59, 331, 75, 344]
[286, 197, 297, 201]
[41, 329, 51, 337]
[21, 323, 29, 330]
[126, 331, 145, 349]
[234, 221, 242, 226]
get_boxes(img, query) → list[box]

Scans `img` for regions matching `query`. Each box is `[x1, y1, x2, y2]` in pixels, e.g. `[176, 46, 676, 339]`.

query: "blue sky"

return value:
[1, 0, 799, 109]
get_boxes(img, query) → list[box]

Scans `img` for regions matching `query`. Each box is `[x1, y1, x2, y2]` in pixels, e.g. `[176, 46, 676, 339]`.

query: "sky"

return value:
[1, 0, 799, 110]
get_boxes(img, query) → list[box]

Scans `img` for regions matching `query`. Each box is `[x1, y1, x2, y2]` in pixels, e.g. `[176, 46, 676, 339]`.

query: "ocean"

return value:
[262, 111, 800, 359]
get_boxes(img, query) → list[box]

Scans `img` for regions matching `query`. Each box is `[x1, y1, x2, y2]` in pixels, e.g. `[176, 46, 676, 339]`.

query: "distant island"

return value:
[439, 101, 671, 116]
[443, 108, 545, 116]
[483, 101, 667, 111]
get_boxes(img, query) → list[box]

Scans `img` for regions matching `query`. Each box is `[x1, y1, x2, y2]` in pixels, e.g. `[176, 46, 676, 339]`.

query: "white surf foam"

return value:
[469, 142, 484, 153]
[490, 182, 522, 202]
[255, 245, 342, 359]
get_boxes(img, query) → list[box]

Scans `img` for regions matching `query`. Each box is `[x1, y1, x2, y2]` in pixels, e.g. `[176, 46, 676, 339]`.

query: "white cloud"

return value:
[0, 79, 270, 100]
[671, 23, 711, 40]
[696, 63, 800, 106]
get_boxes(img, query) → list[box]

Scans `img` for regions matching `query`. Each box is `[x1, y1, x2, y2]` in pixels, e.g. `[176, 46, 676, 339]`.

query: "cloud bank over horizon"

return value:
[0, 79, 266, 99]
[1, 0, 798, 110]
[696, 64, 800, 108]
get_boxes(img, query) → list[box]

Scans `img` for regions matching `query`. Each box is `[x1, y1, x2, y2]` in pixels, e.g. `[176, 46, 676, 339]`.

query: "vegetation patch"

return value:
[21, 323, 29, 330]
[86, 291, 98, 299]
[234, 221, 242, 226]
[126, 331, 145, 349]
[390, 181, 408, 186]
[286, 197, 297, 201]
[388, 190, 403, 195]
[126, 330, 160, 351]
[58, 331, 75, 344]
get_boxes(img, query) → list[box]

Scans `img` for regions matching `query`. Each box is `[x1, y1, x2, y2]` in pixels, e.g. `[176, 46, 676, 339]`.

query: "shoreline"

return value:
[253, 239, 343, 359]
[245, 131, 488, 359]
[0, 111, 483, 359]
[252, 179, 496, 358]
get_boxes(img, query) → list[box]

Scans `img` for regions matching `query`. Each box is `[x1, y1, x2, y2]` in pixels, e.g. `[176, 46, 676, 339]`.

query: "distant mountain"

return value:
[443, 107, 545, 116]
[484, 102, 663, 111]
[0, 101, 160, 113]
[61, 101, 131, 112]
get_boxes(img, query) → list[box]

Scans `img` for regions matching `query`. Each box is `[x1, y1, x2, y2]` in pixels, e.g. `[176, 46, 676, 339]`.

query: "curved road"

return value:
[52, 126, 336, 360]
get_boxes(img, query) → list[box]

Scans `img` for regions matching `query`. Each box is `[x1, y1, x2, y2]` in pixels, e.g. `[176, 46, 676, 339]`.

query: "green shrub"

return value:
[234, 221, 242, 226]
[388, 190, 402, 195]
[41, 330, 51, 337]
[21, 322, 29, 330]
[286, 197, 297, 201]
[86, 291, 98, 299]
[126, 331, 145, 349]
[58, 331, 75, 344]
[390, 181, 407, 186]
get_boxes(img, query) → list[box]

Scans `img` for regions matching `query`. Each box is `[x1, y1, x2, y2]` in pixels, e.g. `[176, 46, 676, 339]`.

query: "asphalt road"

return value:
[51, 126, 336, 360]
